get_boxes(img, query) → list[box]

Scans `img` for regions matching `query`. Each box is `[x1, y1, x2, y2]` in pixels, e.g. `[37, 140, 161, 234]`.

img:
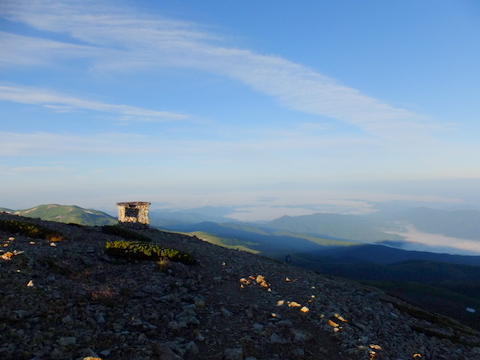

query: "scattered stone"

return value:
[58, 336, 77, 346]
[1, 212, 479, 360]
[299, 306, 309, 313]
[221, 307, 233, 317]
[291, 329, 310, 343]
[291, 347, 305, 357]
[287, 301, 301, 308]
[255, 275, 269, 288]
[224, 347, 244, 360]
[269, 333, 289, 344]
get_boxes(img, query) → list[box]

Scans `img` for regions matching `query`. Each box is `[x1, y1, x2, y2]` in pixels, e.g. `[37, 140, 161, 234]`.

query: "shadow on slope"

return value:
[289, 250, 480, 332]
[161, 221, 360, 254]
[302, 243, 480, 267]
[149, 206, 241, 228]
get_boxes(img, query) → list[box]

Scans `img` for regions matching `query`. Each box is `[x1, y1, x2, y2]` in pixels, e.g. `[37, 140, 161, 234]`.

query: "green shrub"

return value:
[0, 219, 65, 241]
[105, 241, 195, 265]
[102, 225, 152, 242]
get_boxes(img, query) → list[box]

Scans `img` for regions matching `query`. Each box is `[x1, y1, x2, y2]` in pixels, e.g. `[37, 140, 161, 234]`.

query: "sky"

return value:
[1, 0, 480, 220]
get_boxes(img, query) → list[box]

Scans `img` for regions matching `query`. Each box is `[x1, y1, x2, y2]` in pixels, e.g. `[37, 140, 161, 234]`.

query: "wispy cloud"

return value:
[10, 166, 70, 173]
[0, 85, 188, 121]
[0, 32, 113, 67]
[0, 0, 439, 139]
[0, 130, 365, 157]
[0, 131, 152, 156]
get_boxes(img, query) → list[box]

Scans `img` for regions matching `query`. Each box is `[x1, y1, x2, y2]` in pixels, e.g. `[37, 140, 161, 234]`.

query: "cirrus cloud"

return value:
[0, 0, 439, 139]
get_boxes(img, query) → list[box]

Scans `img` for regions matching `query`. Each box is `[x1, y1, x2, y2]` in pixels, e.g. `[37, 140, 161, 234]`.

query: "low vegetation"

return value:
[105, 240, 195, 265]
[7, 204, 117, 226]
[188, 231, 261, 254]
[102, 225, 152, 242]
[0, 219, 65, 241]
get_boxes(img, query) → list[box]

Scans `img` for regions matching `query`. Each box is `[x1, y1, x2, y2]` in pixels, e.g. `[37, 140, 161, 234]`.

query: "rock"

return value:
[255, 275, 269, 288]
[252, 323, 264, 332]
[94, 312, 106, 324]
[275, 319, 293, 328]
[269, 333, 289, 344]
[288, 301, 301, 308]
[160, 351, 183, 360]
[299, 306, 309, 313]
[58, 336, 76, 346]
[50, 347, 63, 359]
[221, 307, 233, 317]
[185, 341, 199, 355]
[131, 318, 143, 326]
[291, 347, 305, 357]
[224, 347, 244, 360]
[291, 329, 310, 343]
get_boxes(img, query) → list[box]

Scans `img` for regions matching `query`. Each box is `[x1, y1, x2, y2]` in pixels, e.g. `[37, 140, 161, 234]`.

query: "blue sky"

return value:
[1, 0, 480, 220]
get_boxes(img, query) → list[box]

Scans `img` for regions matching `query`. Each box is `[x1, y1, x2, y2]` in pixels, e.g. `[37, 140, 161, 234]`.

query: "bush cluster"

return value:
[0, 219, 65, 241]
[105, 240, 195, 265]
[101, 225, 152, 242]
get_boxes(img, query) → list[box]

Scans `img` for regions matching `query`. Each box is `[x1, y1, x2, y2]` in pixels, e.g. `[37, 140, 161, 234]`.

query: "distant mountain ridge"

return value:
[167, 221, 360, 254]
[2, 204, 117, 226]
[265, 212, 404, 242]
[149, 206, 236, 228]
[379, 207, 480, 241]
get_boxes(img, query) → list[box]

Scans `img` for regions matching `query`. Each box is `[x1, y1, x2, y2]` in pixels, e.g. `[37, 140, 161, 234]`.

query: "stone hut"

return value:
[116, 201, 151, 229]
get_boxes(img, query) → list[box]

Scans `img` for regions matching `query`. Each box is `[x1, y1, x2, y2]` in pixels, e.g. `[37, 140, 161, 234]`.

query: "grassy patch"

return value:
[105, 240, 195, 265]
[272, 231, 360, 247]
[189, 231, 260, 254]
[0, 219, 65, 241]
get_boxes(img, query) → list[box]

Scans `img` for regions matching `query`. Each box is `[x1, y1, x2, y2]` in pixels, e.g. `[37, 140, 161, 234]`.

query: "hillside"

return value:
[1, 213, 480, 360]
[6, 204, 117, 226]
[166, 221, 360, 254]
[289, 248, 480, 332]
[299, 243, 480, 267]
[149, 206, 235, 228]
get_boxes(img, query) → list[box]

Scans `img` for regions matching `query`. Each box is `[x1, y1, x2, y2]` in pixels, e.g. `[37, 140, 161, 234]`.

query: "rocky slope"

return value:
[1, 213, 480, 360]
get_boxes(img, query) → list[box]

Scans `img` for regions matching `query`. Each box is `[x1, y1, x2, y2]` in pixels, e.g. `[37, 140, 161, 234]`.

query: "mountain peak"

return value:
[5, 204, 116, 226]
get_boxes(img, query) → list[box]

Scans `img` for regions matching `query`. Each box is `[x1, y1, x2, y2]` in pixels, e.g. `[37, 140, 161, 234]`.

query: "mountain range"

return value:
[373, 206, 480, 240]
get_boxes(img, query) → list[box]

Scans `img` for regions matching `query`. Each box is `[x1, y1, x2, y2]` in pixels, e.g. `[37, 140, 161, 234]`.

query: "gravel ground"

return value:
[1, 213, 480, 360]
